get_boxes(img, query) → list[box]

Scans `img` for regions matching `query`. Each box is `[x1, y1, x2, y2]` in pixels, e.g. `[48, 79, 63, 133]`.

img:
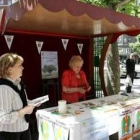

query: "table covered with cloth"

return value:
[36, 94, 140, 140]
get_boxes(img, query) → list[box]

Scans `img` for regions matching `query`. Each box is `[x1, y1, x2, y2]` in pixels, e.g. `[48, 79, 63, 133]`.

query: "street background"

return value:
[120, 64, 140, 93]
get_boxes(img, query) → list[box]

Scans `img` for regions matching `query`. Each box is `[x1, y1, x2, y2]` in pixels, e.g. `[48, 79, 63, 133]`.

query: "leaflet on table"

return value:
[28, 95, 49, 106]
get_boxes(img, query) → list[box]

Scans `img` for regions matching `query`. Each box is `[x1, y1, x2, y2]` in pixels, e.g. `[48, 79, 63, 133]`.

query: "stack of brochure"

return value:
[28, 95, 49, 106]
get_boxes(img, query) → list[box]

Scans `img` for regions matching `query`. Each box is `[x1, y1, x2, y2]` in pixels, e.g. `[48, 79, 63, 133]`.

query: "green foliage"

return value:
[81, 0, 121, 8]
[80, 0, 139, 94]
[79, 0, 93, 4]
[130, 35, 140, 55]
[80, 0, 140, 17]
[117, 1, 140, 17]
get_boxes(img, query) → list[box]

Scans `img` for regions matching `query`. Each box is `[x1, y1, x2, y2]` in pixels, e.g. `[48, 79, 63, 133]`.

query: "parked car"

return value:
[120, 62, 137, 78]
[104, 61, 137, 78]
[134, 71, 137, 78]
[119, 62, 126, 77]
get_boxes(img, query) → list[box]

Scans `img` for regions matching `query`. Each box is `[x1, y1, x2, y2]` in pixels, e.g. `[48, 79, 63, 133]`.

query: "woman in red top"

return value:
[62, 55, 91, 103]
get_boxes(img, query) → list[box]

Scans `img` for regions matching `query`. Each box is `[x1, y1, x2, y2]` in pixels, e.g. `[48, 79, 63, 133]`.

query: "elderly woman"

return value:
[0, 53, 34, 140]
[62, 55, 91, 103]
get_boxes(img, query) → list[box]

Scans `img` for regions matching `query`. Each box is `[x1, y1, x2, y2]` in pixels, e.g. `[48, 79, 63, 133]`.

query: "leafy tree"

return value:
[80, 0, 140, 16]
[80, 0, 138, 95]
[130, 35, 140, 55]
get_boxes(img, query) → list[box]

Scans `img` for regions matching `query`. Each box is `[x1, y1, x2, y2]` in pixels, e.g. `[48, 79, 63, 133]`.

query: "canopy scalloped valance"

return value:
[2, 0, 140, 36]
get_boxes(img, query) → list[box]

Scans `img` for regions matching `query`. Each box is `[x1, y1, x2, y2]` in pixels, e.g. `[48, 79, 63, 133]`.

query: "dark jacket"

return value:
[126, 58, 135, 75]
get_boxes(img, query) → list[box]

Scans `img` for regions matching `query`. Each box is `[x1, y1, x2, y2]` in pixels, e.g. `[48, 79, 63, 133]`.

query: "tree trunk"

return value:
[106, 43, 120, 95]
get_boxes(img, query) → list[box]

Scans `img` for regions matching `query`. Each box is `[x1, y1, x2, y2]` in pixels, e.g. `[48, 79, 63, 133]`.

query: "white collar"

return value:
[6, 77, 21, 85]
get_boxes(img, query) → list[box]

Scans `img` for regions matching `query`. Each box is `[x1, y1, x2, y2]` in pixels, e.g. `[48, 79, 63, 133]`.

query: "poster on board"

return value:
[41, 51, 58, 79]
[38, 115, 69, 140]
[118, 107, 133, 140]
[132, 104, 140, 134]
[38, 116, 54, 140]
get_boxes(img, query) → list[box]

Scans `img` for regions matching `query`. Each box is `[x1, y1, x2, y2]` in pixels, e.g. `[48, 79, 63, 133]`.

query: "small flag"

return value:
[61, 39, 69, 51]
[36, 41, 44, 54]
[77, 43, 83, 54]
[4, 35, 14, 50]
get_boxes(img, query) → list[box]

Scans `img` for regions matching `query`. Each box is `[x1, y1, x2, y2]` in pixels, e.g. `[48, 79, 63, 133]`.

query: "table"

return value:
[36, 94, 140, 140]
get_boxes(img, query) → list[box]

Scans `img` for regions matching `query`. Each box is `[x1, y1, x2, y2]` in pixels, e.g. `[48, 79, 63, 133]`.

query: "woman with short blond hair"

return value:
[0, 53, 23, 78]
[62, 55, 91, 103]
[69, 55, 83, 68]
[0, 53, 34, 140]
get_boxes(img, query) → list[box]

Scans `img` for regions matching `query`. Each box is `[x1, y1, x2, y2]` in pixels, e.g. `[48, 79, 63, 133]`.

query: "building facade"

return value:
[117, 35, 137, 63]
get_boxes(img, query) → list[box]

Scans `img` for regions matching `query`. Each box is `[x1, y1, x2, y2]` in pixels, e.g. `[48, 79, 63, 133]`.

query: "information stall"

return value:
[36, 94, 140, 140]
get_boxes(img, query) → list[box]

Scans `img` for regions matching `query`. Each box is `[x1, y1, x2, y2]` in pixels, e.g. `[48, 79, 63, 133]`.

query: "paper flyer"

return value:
[54, 121, 69, 140]
[80, 114, 109, 140]
[132, 104, 140, 132]
[28, 95, 49, 106]
[38, 115, 69, 140]
[39, 116, 54, 140]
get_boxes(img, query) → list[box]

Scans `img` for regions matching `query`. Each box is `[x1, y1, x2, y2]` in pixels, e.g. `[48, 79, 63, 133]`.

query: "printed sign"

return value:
[119, 107, 133, 140]
[39, 117, 54, 140]
[80, 114, 109, 140]
[41, 51, 58, 79]
[38, 115, 69, 140]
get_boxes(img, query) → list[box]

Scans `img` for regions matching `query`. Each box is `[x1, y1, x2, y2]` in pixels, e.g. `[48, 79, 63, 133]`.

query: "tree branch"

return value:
[115, 0, 132, 9]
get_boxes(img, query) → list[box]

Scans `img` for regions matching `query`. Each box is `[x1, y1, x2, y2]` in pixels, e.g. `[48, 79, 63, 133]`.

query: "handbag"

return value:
[125, 75, 132, 87]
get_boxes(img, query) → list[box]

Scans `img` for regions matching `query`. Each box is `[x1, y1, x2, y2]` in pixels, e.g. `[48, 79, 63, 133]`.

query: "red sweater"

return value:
[61, 69, 89, 103]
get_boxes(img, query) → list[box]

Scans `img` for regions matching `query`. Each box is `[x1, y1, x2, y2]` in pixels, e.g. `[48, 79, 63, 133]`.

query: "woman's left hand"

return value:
[86, 86, 91, 92]
[78, 88, 86, 94]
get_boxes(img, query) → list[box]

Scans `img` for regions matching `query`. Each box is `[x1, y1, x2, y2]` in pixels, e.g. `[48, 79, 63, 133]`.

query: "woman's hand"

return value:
[78, 87, 86, 94]
[23, 105, 34, 114]
[18, 105, 35, 117]
[78, 86, 91, 93]
[86, 86, 91, 92]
